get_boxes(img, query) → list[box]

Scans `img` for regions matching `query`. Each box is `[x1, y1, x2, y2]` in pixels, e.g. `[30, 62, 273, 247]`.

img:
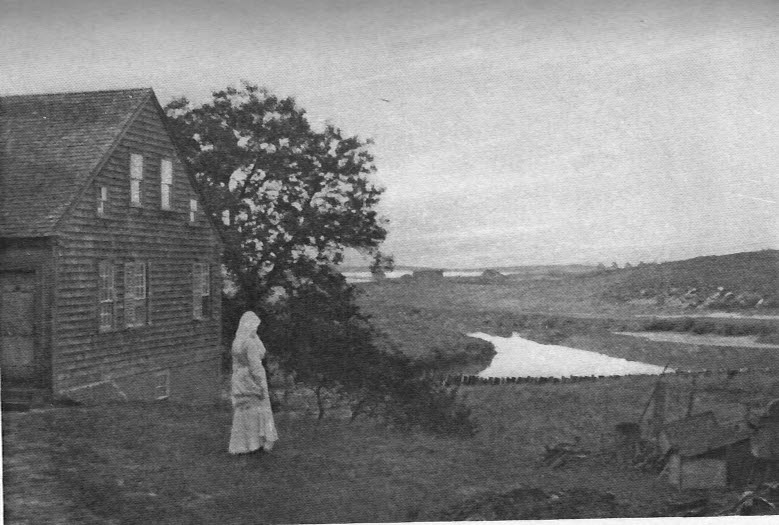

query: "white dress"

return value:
[228, 334, 278, 454]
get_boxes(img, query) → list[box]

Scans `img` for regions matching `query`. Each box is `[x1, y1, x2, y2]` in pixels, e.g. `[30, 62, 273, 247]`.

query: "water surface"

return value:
[470, 332, 668, 378]
[343, 269, 524, 282]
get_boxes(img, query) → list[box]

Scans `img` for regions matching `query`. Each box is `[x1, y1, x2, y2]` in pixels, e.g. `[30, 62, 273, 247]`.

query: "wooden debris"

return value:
[540, 437, 589, 469]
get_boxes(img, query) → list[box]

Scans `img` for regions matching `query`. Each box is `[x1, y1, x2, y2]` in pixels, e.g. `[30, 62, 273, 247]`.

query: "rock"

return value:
[736, 293, 762, 308]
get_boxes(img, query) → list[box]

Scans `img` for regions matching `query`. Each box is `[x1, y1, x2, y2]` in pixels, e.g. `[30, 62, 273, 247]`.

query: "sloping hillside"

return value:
[602, 250, 778, 308]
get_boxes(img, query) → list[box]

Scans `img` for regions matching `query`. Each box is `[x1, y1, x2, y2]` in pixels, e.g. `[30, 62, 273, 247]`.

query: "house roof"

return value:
[662, 411, 751, 457]
[0, 88, 152, 237]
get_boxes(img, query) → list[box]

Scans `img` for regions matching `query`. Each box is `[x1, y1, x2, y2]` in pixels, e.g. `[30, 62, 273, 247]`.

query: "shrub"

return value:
[250, 266, 477, 436]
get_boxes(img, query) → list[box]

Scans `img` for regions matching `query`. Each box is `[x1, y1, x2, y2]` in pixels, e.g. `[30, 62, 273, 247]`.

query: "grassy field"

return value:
[6, 369, 779, 523]
[358, 275, 779, 374]
[4, 251, 777, 522]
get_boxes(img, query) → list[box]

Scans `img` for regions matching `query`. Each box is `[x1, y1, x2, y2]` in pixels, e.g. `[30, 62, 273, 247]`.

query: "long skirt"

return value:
[228, 399, 278, 454]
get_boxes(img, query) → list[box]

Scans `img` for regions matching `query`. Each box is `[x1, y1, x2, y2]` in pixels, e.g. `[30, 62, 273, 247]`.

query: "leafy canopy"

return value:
[165, 84, 475, 436]
[165, 82, 387, 299]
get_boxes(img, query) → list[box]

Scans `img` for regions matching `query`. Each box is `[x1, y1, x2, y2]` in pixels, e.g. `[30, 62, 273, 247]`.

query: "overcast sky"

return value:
[2, 0, 777, 268]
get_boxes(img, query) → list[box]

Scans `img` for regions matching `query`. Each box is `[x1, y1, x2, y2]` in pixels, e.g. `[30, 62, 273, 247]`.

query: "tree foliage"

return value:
[165, 82, 387, 303]
[166, 83, 475, 436]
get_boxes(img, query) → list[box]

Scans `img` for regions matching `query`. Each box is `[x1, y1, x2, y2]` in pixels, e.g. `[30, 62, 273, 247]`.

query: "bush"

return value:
[247, 266, 478, 436]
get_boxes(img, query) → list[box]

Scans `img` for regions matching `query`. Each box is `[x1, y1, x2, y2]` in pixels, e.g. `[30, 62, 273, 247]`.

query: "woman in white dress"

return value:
[228, 311, 278, 455]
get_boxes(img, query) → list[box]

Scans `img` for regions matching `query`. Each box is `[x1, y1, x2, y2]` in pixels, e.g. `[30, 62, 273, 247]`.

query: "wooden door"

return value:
[1, 271, 40, 384]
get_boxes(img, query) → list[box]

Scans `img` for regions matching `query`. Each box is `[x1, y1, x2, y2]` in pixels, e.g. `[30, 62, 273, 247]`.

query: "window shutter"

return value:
[208, 263, 215, 317]
[146, 262, 152, 325]
[112, 263, 119, 329]
[130, 154, 144, 206]
[201, 264, 210, 318]
[193, 263, 205, 319]
[124, 262, 135, 327]
[160, 159, 173, 210]
[192, 263, 198, 319]
[98, 260, 111, 332]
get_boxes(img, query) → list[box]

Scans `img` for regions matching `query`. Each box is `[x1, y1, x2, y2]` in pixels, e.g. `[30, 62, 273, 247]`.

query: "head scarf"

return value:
[232, 311, 263, 357]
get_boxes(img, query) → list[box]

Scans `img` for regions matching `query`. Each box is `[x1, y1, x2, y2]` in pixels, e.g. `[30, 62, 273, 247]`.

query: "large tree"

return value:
[165, 84, 475, 436]
[165, 82, 387, 304]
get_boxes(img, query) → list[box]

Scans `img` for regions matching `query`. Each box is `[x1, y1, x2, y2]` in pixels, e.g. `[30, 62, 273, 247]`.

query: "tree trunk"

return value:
[315, 384, 326, 421]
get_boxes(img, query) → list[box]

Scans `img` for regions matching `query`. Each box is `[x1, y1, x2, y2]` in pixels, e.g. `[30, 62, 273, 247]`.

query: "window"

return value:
[192, 263, 211, 319]
[189, 199, 198, 223]
[124, 262, 148, 327]
[98, 261, 115, 332]
[130, 153, 144, 205]
[160, 159, 173, 210]
[155, 370, 170, 400]
[96, 186, 108, 216]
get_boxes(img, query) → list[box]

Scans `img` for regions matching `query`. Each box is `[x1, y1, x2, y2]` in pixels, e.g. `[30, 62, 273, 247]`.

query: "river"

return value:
[469, 332, 669, 378]
[342, 270, 525, 283]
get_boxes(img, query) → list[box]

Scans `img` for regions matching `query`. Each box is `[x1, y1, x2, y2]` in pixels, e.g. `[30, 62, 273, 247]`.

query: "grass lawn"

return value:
[6, 369, 778, 523]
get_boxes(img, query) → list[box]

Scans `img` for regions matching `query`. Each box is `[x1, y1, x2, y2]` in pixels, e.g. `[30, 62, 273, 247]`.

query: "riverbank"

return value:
[358, 279, 779, 375]
[470, 332, 668, 378]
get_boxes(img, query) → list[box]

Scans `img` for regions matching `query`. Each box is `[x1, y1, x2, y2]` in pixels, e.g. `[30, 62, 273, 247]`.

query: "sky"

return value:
[2, 0, 777, 268]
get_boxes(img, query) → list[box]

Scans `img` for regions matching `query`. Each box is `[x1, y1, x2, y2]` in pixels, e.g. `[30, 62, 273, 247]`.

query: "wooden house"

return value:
[0, 88, 223, 405]
[660, 412, 754, 489]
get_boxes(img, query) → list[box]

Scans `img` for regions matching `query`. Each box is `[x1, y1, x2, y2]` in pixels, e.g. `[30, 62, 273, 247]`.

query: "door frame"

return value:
[0, 268, 50, 390]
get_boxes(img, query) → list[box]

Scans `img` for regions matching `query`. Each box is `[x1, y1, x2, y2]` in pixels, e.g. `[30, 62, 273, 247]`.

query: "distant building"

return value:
[0, 88, 223, 406]
[412, 269, 444, 280]
[659, 412, 753, 489]
[750, 399, 779, 483]
[481, 269, 506, 280]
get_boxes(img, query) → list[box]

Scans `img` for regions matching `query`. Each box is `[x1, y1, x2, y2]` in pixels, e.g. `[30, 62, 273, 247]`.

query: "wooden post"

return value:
[686, 375, 697, 417]
[650, 381, 667, 439]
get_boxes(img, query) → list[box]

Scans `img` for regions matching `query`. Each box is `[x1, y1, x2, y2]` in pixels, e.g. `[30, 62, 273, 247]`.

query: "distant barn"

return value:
[481, 269, 506, 280]
[0, 88, 223, 406]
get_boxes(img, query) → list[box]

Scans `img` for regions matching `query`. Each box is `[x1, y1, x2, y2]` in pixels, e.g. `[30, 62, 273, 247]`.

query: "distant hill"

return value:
[602, 249, 778, 308]
[339, 263, 597, 274]
[338, 264, 441, 273]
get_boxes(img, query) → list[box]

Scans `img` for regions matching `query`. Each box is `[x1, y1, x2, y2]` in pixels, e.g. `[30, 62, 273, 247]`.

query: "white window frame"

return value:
[155, 370, 170, 400]
[192, 263, 210, 319]
[130, 153, 144, 206]
[97, 185, 108, 217]
[189, 199, 198, 223]
[98, 261, 115, 332]
[160, 159, 173, 210]
[125, 262, 148, 327]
